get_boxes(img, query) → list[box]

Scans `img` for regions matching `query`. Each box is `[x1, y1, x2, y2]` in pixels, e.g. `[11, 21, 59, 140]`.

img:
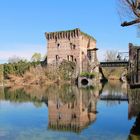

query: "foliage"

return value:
[102, 67, 126, 80]
[58, 60, 76, 80]
[0, 65, 3, 84]
[3, 61, 40, 79]
[80, 72, 95, 79]
[31, 53, 41, 62]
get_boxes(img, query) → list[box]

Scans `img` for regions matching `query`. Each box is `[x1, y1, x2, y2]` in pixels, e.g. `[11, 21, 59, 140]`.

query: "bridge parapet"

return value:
[100, 61, 129, 67]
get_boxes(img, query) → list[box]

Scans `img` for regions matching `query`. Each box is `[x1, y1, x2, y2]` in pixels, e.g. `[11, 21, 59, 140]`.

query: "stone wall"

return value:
[129, 43, 140, 85]
[45, 28, 97, 73]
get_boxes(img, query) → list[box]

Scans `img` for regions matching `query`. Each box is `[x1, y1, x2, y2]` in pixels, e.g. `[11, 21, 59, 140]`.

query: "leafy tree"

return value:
[3, 61, 40, 78]
[58, 60, 76, 80]
[0, 65, 3, 84]
[31, 53, 41, 62]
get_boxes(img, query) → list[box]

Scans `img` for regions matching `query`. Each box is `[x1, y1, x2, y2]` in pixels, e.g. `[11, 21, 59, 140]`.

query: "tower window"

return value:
[70, 43, 76, 50]
[87, 50, 92, 60]
[70, 43, 72, 49]
[67, 55, 73, 61]
[67, 55, 69, 61]
[56, 55, 59, 61]
[57, 43, 60, 48]
[71, 55, 73, 61]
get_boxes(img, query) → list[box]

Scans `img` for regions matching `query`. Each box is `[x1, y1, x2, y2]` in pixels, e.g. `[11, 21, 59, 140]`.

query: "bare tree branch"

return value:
[121, 18, 140, 26]
[118, 0, 140, 26]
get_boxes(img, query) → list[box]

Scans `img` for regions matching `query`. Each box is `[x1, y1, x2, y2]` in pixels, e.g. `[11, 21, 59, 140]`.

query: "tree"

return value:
[31, 53, 41, 62]
[0, 65, 3, 85]
[104, 50, 118, 62]
[118, 0, 140, 27]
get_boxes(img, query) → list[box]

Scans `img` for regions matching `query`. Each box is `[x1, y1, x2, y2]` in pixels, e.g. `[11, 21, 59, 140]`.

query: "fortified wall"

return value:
[45, 28, 98, 73]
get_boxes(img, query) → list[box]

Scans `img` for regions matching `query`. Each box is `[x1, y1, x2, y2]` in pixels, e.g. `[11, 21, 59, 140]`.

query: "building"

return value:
[45, 28, 98, 73]
[129, 43, 140, 87]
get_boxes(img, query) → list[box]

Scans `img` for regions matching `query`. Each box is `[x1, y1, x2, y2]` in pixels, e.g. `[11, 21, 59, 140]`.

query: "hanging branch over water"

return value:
[118, 0, 140, 26]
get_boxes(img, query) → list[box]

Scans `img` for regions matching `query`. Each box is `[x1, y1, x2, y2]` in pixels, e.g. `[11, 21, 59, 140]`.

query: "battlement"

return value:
[45, 28, 96, 41]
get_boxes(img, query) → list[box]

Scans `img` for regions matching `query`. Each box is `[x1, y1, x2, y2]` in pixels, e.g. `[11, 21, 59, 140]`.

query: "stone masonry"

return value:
[129, 43, 140, 86]
[45, 28, 98, 73]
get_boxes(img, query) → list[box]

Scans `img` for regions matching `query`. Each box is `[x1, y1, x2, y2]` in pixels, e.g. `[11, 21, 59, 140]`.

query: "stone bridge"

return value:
[100, 61, 128, 82]
[100, 61, 128, 68]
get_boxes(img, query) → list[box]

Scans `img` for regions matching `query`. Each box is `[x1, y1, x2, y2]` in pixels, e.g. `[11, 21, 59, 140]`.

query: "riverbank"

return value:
[1, 60, 78, 87]
[1, 61, 128, 87]
[102, 67, 127, 80]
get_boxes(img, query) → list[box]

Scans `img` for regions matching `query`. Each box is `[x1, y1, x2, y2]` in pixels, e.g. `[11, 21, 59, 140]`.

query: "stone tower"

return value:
[45, 28, 98, 73]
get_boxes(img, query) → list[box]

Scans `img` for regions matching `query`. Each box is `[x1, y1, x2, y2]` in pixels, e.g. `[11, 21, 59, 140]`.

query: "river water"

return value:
[0, 81, 139, 140]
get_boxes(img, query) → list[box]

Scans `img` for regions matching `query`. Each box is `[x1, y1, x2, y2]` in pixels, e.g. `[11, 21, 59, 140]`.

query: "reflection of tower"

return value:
[47, 85, 99, 132]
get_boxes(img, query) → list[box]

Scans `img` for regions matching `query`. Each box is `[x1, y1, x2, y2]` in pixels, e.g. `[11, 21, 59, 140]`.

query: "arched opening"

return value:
[81, 78, 88, 85]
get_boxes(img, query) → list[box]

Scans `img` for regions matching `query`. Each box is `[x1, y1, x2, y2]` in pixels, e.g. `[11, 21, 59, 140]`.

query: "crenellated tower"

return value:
[45, 28, 98, 73]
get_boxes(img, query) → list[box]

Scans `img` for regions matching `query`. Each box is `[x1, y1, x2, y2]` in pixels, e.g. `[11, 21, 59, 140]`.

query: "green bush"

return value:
[58, 60, 76, 80]
[3, 61, 40, 79]
[0, 65, 3, 84]
[80, 72, 95, 79]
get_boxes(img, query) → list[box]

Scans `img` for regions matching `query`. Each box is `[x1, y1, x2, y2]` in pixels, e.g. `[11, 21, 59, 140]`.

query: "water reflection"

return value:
[47, 85, 99, 132]
[128, 88, 140, 140]
[0, 85, 100, 133]
[0, 82, 140, 139]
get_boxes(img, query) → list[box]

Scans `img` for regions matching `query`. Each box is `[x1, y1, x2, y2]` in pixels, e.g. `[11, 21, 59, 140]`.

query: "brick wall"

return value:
[45, 28, 97, 73]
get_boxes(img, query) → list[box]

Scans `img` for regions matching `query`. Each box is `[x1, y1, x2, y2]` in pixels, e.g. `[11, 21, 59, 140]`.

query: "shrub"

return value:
[58, 60, 76, 80]
[3, 61, 40, 79]
[80, 72, 95, 79]
[0, 65, 3, 84]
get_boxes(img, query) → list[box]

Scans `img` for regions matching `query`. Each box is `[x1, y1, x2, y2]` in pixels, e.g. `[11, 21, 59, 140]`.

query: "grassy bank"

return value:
[102, 67, 127, 80]
[1, 60, 76, 86]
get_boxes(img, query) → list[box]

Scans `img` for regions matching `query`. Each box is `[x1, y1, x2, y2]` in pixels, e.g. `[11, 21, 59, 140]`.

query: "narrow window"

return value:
[57, 43, 60, 48]
[56, 55, 59, 61]
[55, 36, 57, 42]
[71, 55, 73, 61]
[67, 55, 69, 61]
[73, 45, 76, 49]
[70, 43, 72, 49]
[87, 50, 91, 60]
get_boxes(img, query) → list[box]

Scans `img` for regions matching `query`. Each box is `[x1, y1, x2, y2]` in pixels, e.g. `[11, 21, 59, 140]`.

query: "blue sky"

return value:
[0, 0, 140, 63]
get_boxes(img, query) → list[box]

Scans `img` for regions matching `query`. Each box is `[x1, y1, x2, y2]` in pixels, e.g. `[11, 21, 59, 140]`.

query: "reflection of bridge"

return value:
[100, 94, 128, 101]
[100, 61, 128, 67]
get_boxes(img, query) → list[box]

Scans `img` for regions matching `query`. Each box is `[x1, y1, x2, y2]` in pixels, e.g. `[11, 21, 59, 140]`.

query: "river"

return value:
[0, 81, 139, 140]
